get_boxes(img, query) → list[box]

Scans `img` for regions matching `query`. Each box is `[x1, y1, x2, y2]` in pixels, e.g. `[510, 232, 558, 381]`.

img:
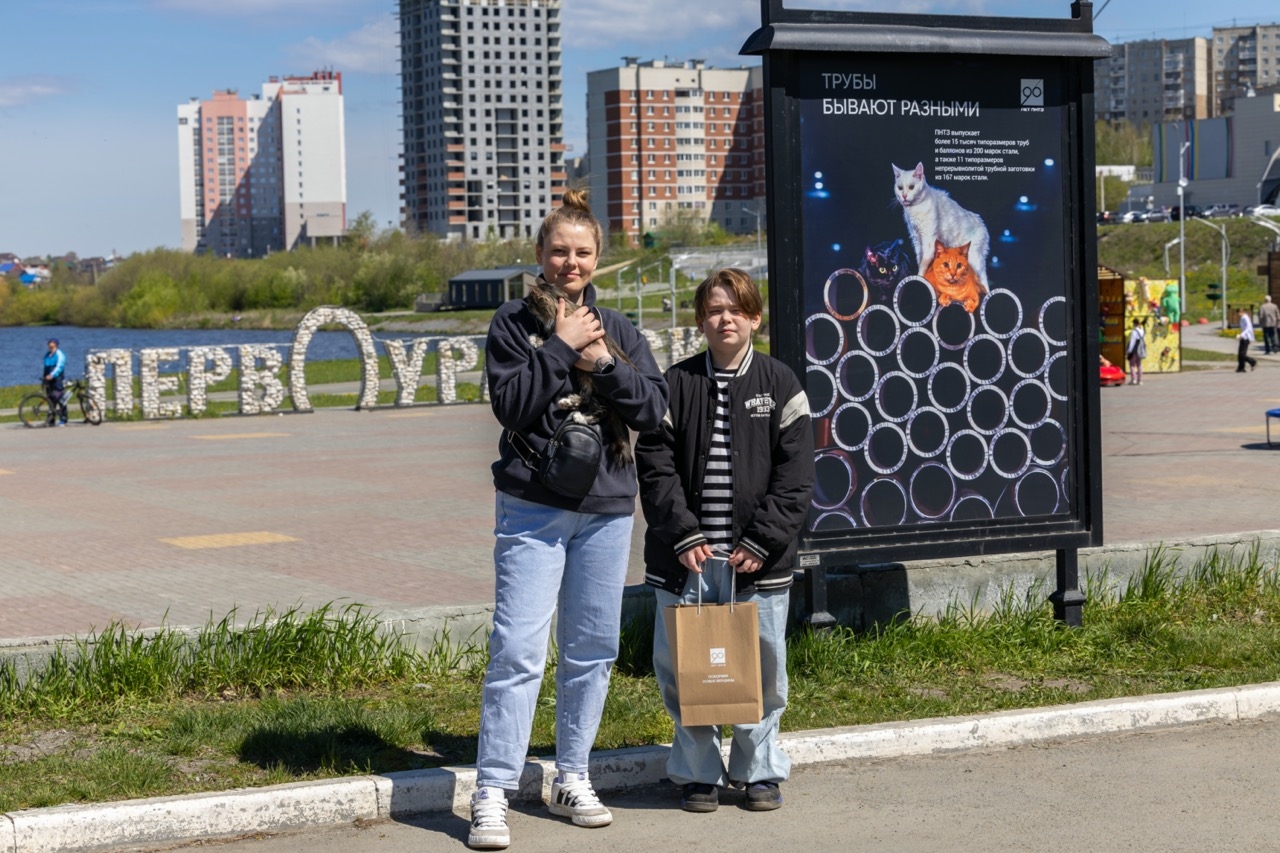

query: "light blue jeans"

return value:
[652, 557, 792, 788]
[475, 491, 634, 791]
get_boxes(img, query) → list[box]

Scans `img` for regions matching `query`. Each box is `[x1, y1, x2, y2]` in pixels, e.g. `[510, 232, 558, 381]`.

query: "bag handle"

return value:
[695, 555, 737, 615]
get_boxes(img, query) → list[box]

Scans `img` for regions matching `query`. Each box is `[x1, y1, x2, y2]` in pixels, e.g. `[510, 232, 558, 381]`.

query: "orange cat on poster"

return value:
[923, 239, 987, 313]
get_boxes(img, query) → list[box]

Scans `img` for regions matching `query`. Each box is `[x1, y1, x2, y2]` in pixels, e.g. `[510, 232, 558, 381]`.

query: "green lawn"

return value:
[2, 545, 1279, 811]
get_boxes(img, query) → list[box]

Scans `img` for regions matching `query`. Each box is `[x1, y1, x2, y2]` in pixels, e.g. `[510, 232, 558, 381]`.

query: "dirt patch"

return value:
[1041, 678, 1092, 695]
[0, 728, 80, 763]
[981, 674, 1030, 693]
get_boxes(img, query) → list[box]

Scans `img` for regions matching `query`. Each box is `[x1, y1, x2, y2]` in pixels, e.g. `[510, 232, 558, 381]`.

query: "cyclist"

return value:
[43, 338, 67, 426]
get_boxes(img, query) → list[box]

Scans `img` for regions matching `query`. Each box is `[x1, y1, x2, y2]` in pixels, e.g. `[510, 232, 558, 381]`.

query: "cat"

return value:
[524, 281, 634, 464]
[858, 238, 914, 295]
[892, 162, 991, 289]
[923, 240, 986, 313]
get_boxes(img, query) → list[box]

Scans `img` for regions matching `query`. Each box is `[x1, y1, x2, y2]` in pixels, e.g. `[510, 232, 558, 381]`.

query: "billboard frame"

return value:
[743, 1, 1112, 624]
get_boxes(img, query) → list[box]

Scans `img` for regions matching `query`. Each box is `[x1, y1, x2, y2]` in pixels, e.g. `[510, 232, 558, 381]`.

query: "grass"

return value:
[2, 545, 1280, 812]
[1181, 346, 1236, 362]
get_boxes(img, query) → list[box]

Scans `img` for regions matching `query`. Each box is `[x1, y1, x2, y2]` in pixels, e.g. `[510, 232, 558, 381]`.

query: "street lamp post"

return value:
[1190, 217, 1230, 330]
[1177, 140, 1191, 315]
[1163, 237, 1180, 277]
[743, 206, 763, 276]
[669, 266, 677, 334]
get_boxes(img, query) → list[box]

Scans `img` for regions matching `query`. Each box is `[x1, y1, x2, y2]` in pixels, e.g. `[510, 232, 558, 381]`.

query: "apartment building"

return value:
[177, 71, 346, 258]
[585, 58, 764, 246]
[1211, 23, 1280, 115]
[398, 0, 565, 242]
[1094, 38, 1210, 126]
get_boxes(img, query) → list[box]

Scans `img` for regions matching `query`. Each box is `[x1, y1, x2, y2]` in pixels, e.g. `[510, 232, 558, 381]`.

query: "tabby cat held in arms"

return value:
[525, 282, 634, 463]
[923, 240, 986, 313]
[892, 161, 991, 290]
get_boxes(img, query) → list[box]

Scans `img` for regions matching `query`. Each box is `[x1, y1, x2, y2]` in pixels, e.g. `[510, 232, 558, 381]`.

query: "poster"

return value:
[797, 55, 1077, 537]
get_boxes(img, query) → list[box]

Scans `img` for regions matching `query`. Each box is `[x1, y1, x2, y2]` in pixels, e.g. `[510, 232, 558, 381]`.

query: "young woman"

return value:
[1126, 318, 1146, 385]
[470, 189, 668, 850]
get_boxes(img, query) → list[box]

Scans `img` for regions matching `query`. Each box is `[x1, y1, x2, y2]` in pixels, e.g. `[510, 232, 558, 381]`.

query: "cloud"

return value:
[0, 76, 78, 109]
[287, 17, 399, 75]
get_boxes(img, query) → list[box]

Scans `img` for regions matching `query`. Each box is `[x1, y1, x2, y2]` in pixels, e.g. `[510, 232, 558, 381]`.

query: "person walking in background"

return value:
[1125, 319, 1146, 385]
[637, 268, 814, 815]
[469, 188, 668, 850]
[1237, 308, 1258, 373]
[42, 338, 67, 426]
[1259, 295, 1280, 355]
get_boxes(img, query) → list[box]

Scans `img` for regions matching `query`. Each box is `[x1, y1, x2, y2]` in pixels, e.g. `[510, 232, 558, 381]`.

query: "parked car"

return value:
[1245, 204, 1280, 218]
[1119, 210, 1148, 224]
[1096, 210, 1116, 225]
[1145, 206, 1173, 223]
[1203, 203, 1243, 219]
[1170, 204, 1202, 221]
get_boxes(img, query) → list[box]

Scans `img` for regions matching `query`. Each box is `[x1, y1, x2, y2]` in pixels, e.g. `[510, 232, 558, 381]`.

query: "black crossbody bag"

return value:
[507, 419, 603, 499]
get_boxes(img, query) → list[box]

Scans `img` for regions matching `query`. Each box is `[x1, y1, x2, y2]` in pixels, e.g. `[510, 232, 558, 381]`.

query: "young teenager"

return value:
[469, 188, 668, 850]
[636, 268, 814, 814]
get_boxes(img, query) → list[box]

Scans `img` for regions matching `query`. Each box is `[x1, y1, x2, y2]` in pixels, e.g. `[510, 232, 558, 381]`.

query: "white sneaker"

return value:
[548, 772, 612, 827]
[468, 787, 510, 849]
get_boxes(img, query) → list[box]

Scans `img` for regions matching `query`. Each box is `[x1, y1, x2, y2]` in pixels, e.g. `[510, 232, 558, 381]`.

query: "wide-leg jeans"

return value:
[475, 491, 633, 791]
[652, 557, 792, 788]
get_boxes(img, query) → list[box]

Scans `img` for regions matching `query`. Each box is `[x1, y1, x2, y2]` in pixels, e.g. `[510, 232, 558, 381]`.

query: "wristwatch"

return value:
[593, 355, 616, 374]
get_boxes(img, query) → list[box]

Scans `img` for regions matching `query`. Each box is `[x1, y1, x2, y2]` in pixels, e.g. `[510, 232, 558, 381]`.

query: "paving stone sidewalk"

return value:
[1, 320, 1278, 642]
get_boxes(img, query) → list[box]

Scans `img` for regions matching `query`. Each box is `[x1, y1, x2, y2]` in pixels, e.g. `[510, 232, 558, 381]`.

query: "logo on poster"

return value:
[710, 647, 727, 666]
[1021, 79, 1044, 108]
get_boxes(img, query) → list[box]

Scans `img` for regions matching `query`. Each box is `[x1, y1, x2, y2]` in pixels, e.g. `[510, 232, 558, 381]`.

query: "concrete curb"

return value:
[3, 682, 1279, 852]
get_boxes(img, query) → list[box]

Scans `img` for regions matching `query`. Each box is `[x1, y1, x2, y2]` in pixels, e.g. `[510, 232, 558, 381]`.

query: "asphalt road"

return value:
[123, 715, 1280, 853]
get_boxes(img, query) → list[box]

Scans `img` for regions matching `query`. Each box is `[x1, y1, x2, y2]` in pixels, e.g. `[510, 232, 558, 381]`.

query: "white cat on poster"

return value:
[892, 161, 991, 289]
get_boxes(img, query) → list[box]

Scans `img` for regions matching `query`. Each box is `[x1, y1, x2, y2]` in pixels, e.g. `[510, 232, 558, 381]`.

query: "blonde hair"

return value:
[536, 187, 603, 256]
[694, 268, 763, 325]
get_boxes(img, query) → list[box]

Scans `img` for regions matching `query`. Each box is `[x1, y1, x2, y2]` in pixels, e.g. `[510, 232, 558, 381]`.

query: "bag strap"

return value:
[505, 430, 541, 472]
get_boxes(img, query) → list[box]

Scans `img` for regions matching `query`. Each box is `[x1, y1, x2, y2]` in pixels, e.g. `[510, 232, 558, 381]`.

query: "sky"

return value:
[3, 0, 1279, 259]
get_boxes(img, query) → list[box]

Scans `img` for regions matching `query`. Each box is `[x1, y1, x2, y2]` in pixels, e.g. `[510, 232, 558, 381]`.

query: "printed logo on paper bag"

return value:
[709, 647, 726, 666]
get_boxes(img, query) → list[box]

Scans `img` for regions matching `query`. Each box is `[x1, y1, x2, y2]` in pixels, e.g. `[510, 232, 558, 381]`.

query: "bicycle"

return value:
[19, 378, 103, 428]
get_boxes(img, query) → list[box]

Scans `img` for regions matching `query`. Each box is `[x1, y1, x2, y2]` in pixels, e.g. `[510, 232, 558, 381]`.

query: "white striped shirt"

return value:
[700, 367, 735, 552]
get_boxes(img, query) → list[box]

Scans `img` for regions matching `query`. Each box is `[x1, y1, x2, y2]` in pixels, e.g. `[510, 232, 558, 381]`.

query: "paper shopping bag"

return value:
[664, 600, 763, 727]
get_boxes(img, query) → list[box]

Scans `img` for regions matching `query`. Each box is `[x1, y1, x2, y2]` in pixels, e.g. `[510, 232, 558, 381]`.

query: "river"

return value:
[0, 325, 451, 389]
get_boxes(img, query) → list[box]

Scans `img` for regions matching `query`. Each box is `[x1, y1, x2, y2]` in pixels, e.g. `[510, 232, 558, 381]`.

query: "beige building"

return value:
[177, 72, 346, 258]
[1211, 23, 1280, 115]
[585, 59, 764, 247]
[1094, 38, 1210, 126]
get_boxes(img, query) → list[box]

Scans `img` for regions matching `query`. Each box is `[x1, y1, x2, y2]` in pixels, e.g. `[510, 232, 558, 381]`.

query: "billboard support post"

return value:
[1050, 548, 1085, 626]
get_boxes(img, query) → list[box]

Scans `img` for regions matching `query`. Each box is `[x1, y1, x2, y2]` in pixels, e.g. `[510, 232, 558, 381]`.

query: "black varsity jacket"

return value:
[636, 346, 815, 595]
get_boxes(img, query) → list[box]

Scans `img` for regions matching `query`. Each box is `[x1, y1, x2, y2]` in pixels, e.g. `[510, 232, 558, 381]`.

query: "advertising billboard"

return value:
[746, 4, 1110, 569]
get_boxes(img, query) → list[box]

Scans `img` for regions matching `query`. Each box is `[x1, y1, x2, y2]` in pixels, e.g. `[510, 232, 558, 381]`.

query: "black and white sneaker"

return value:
[468, 787, 510, 849]
[548, 772, 612, 827]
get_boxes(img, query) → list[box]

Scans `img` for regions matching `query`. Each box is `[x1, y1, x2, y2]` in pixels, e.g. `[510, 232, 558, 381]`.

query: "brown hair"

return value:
[694, 268, 763, 325]
[536, 187, 603, 256]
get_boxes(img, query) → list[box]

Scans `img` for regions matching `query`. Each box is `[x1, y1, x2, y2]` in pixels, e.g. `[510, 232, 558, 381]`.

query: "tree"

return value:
[1095, 120, 1152, 167]
[343, 211, 378, 251]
